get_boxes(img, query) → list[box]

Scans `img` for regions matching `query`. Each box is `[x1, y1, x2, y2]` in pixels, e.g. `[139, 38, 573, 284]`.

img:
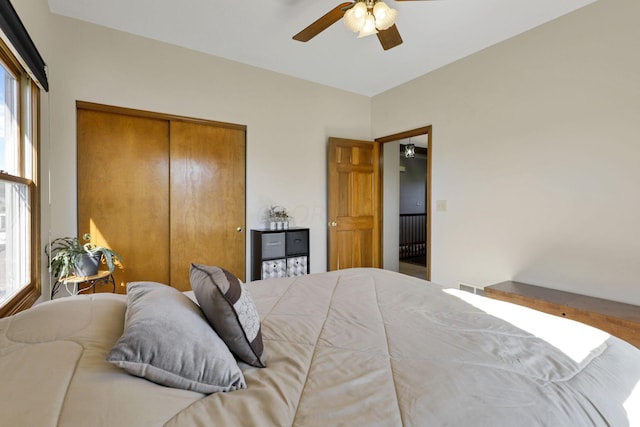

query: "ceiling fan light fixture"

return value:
[358, 14, 378, 38]
[373, 1, 397, 30]
[352, 2, 368, 19]
[294, 0, 405, 50]
[344, 7, 365, 32]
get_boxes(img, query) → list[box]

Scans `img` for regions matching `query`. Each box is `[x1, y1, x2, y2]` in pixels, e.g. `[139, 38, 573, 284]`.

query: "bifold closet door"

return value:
[169, 121, 246, 291]
[77, 109, 170, 293]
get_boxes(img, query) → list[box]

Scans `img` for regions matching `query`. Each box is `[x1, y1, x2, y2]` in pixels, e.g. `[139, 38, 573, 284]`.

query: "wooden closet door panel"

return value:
[169, 121, 246, 290]
[77, 109, 170, 293]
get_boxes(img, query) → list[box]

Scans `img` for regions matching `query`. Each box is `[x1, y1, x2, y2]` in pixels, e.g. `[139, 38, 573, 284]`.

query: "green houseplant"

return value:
[45, 233, 123, 278]
[264, 205, 291, 230]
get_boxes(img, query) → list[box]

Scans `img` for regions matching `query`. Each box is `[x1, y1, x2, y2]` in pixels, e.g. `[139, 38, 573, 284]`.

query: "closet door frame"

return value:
[77, 101, 246, 132]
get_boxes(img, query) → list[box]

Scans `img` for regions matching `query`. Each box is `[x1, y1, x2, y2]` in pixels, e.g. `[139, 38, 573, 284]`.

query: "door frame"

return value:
[375, 126, 432, 280]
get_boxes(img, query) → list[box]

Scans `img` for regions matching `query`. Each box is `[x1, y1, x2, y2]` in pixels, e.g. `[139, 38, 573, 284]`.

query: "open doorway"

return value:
[398, 138, 428, 279]
[376, 126, 431, 281]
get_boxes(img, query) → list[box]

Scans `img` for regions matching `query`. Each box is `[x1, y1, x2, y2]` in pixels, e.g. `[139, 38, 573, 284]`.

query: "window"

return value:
[0, 41, 40, 316]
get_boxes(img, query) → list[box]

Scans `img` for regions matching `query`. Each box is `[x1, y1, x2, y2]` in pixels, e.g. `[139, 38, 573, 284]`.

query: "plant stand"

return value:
[51, 270, 116, 299]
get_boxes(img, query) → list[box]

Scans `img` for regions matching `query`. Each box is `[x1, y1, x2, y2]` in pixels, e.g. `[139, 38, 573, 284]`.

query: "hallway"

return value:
[398, 261, 427, 281]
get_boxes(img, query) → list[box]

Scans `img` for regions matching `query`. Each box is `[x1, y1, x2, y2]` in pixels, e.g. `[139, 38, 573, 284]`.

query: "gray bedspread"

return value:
[2, 268, 639, 426]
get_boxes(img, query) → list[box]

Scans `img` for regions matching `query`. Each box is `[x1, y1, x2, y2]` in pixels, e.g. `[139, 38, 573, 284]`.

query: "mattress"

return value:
[2, 268, 639, 426]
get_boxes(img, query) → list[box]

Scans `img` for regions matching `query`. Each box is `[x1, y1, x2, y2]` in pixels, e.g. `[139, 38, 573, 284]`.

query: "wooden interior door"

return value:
[327, 137, 381, 270]
[77, 108, 170, 293]
[169, 121, 246, 290]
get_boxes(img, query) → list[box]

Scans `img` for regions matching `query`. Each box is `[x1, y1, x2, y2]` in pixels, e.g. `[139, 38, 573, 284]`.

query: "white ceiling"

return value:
[47, 0, 595, 96]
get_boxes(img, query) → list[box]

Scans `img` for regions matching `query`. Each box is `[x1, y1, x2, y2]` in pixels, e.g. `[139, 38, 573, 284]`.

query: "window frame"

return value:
[0, 38, 40, 317]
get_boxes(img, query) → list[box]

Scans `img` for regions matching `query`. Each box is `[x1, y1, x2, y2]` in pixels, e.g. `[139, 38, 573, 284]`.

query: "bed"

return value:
[2, 268, 639, 426]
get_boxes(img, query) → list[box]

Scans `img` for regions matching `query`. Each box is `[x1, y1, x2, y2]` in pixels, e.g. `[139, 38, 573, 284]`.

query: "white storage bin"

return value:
[286, 256, 308, 277]
[261, 259, 287, 279]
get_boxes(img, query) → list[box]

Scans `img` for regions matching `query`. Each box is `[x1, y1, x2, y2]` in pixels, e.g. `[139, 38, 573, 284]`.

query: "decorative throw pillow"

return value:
[106, 281, 246, 394]
[190, 264, 266, 368]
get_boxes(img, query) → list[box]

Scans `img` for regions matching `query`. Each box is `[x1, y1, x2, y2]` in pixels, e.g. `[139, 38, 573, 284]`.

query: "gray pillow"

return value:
[106, 281, 246, 394]
[190, 264, 266, 368]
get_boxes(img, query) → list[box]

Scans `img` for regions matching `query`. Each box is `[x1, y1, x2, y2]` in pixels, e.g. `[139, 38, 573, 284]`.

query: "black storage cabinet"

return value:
[251, 228, 310, 281]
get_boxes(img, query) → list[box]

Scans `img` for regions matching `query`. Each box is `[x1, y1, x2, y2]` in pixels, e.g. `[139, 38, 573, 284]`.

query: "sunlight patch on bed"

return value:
[443, 289, 610, 364]
[625, 380, 640, 425]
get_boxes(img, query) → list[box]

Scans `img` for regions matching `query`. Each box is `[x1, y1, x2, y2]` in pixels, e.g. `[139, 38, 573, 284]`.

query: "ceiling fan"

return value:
[293, 0, 435, 51]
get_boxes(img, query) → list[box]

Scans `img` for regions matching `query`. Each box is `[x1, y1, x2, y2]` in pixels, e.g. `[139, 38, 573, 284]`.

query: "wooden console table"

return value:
[485, 281, 640, 348]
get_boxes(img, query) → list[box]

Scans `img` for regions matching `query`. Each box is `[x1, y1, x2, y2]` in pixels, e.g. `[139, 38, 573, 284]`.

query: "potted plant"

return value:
[45, 233, 123, 279]
[265, 205, 291, 230]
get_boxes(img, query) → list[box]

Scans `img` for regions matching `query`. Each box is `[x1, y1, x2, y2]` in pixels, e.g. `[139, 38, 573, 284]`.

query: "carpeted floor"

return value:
[402, 255, 426, 266]
[399, 261, 427, 280]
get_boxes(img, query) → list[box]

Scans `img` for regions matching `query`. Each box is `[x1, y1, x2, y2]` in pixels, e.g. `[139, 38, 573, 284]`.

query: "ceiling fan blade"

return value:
[293, 2, 354, 42]
[377, 24, 403, 50]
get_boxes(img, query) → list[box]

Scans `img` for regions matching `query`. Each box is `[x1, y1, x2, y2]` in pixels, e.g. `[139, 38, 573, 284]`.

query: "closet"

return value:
[76, 102, 246, 292]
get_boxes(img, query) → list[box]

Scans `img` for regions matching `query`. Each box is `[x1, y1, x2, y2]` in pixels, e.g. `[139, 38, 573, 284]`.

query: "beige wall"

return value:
[16, 0, 640, 304]
[373, 0, 640, 304]
[15, 0, 372, 296]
